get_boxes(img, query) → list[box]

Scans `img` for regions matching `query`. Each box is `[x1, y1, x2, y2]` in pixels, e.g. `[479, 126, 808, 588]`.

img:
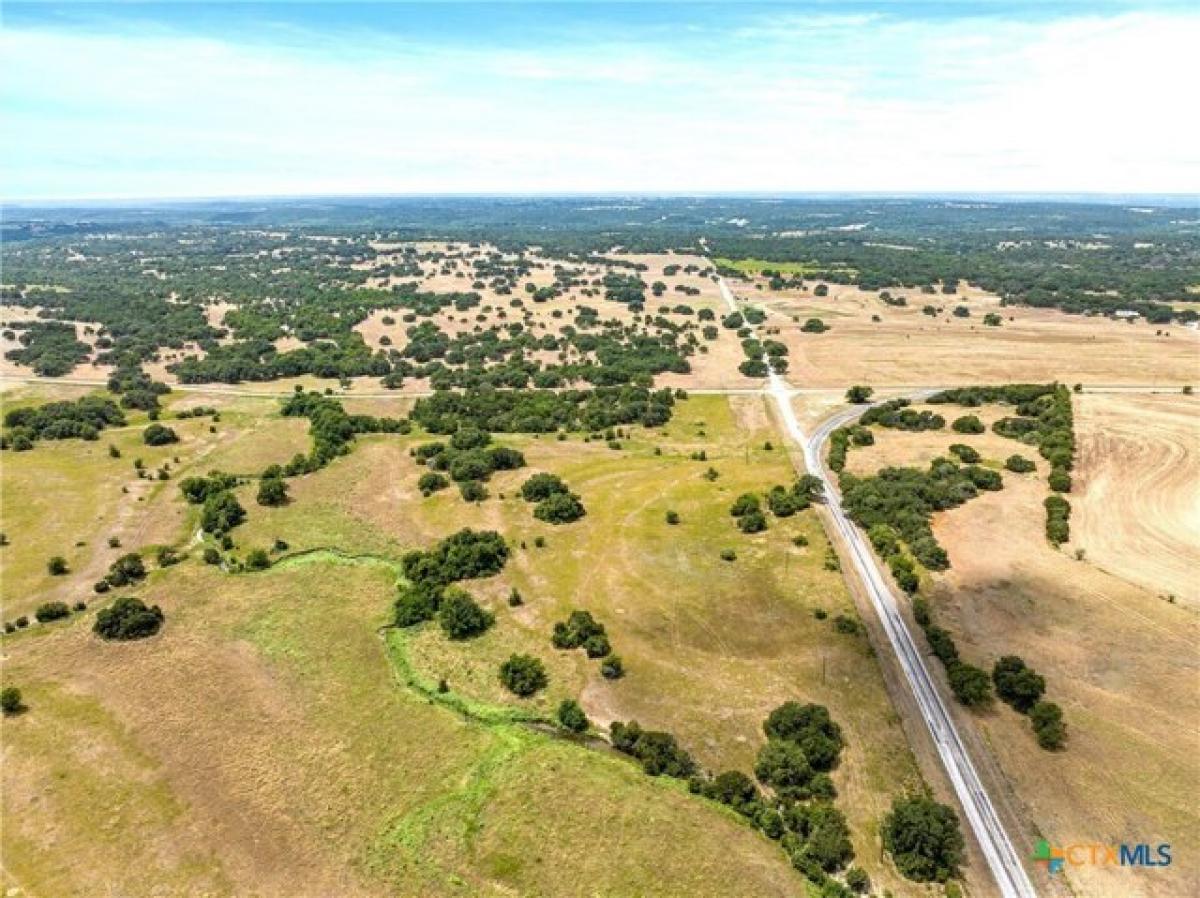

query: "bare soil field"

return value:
[731, 278, 1200, 387]
[845, 409, 1200, 898]
[1072, 393, 1200, 604]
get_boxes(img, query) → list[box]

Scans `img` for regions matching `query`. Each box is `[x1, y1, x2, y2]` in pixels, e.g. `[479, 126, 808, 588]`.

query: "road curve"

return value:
[717, 278, 1038, 898]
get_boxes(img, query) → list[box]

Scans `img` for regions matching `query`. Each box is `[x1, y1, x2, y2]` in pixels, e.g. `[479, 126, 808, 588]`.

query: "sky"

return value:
[3, 1, 1199, 200]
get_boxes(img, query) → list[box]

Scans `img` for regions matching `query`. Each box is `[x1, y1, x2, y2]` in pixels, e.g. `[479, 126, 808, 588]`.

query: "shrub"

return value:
[394, 582, 439, 627]
[763, 702, 844, 771]
[417, 471, 449, 495]
[156, 546, 181, 567]
[738, 510, 768, 533]
[947, 661, 993, 707]
[520, 472, 569, 502]
[845, 867, 870, 893]
[533, 492, 585, 524]
[106, 553, 146, 587]
[610, 720, 695, 777]
[245, 548, 270, 570]
[1030, 700, 1067, 750]
[665, 510, 680, 525]
[801, 318, 829, 333]
[754, 738, 814, 797]
[557, 699, 589, 733]
[459, 480, 488, 502]
[601, 655, 625, 679]
[947, 443, 980, 463]
[507, 587, 523, 607]
[992, 655, 1046, 712]
[832, 614, 859, 635]
[730, 493, 761, 517]
[719, 548, 737, 562]
[142, 423, 179, 445]
[35, 601, 71, 623]
[94, 597, 164, 640]
[202, 546, 221, 565]
[951, 415, 985, 434]
[845, 385, 874, 404]
[1048, 467, 1072, 492]
[437, 587, 494, 640]
[1005, 454, 1035, 473]
[257, 476, 289, 506]
[552, 610, 606, 650]
[47, 555, 68, 576]
[881, 796, 965, 883]
[201, 490, 246, 535]
[1, 687, 23, 715]
[499, 654, 548, 696]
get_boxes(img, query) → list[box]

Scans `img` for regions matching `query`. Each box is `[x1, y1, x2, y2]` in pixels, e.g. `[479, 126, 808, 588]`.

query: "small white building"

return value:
[1113, 310, 1140, 320]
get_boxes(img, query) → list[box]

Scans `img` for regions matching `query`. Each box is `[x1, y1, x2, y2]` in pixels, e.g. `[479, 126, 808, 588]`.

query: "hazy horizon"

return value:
[4, 1, 1199, 201]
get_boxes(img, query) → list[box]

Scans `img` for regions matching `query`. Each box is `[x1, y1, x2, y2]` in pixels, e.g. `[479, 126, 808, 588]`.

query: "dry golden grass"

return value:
[1072, 393, 1199, 604]
[737, 279, 1200, 387]
[845, 409, 1200, 898]
[2, 393, 929, 898]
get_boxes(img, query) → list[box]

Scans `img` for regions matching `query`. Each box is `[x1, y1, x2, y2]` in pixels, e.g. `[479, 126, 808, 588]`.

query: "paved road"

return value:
[717, 278, 1038, 898]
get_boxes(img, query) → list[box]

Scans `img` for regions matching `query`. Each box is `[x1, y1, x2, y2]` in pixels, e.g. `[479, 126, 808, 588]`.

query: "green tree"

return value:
[93, 597, 164, 641]
[882, 796, 964, 882]
[201, 490, 246, 535]
[947, 662, 993, 707]
[754, 738, 813, 797]
[46, 555, 68, 576]
[533, 491, 585, 524]
[992, 655, 1046, 712]
[437, 587, 494, 640]
[1, 687, 24, 715]
[142, 423, 179, 445]
[35, 601, 70, 623]
[845, 385, 874, 404]
[499, 654, 548, 696]
[256, 476, 288, 506]
[1030, 700, 1067, 750]
[557, 699, 589, 733]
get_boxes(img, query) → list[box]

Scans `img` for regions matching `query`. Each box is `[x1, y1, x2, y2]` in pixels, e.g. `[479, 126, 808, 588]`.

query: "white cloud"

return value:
[2, 9, 1198, 198]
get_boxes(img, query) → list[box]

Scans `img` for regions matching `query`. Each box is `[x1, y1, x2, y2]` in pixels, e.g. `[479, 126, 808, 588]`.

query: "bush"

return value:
[763, 702, 844, 771]
[951, 415, 984, 434]
[754, 738, 814, 797]
[201, 490, 246, 535]
[845, 385, 874, 404]
[610, 720, 695, 778]
[738, 509, 768, 533]
[1005, 454, 1035, 473]
[106, 552, 146, 587]
[947, 661, 993, 707]
[1048, 467, 1072, 492]
[418, 471, 449, 495]
[845, 866, 870, 893]
[156, 546, 181, 568]
[202, 546, 221, 565]
[256, 476, 288, 506]
[507, 587, 523, 607]
[533, 492, 585, 524]
[142, 423, 179, 445]
[35, 601, 70, 623]
[459, 480, 488, 502]
[1, 687, 23, 715]
[730, 493, 761, 517]
[93, 597, 164, 640]
[801, 318, 829, 333]
[520, 472, 569, 502]
[1030, 700, 1067, 750]
[600, 655, 625, 679]
[552, 609, 606, 650]
[47, 555, 68, 576]
[557, 699, 589, 733]
[245, 548, 270, 570]
[499, 654, 548, 696]
[947, 443, 980, 463]
[437, 587, 494, 640]
[665, 510, 680, 525]
[394, 582, 439, 627]
[881, 796, 965, 883]
[992, 655, 1046, 712]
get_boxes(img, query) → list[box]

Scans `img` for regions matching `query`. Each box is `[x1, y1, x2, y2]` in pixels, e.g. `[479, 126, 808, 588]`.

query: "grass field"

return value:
[2, 389, 928, 897]
[841, 403, 1200, 898]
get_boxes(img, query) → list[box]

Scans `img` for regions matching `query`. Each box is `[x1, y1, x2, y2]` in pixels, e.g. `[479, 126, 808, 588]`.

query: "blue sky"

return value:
[3, 2, 1198, 199]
